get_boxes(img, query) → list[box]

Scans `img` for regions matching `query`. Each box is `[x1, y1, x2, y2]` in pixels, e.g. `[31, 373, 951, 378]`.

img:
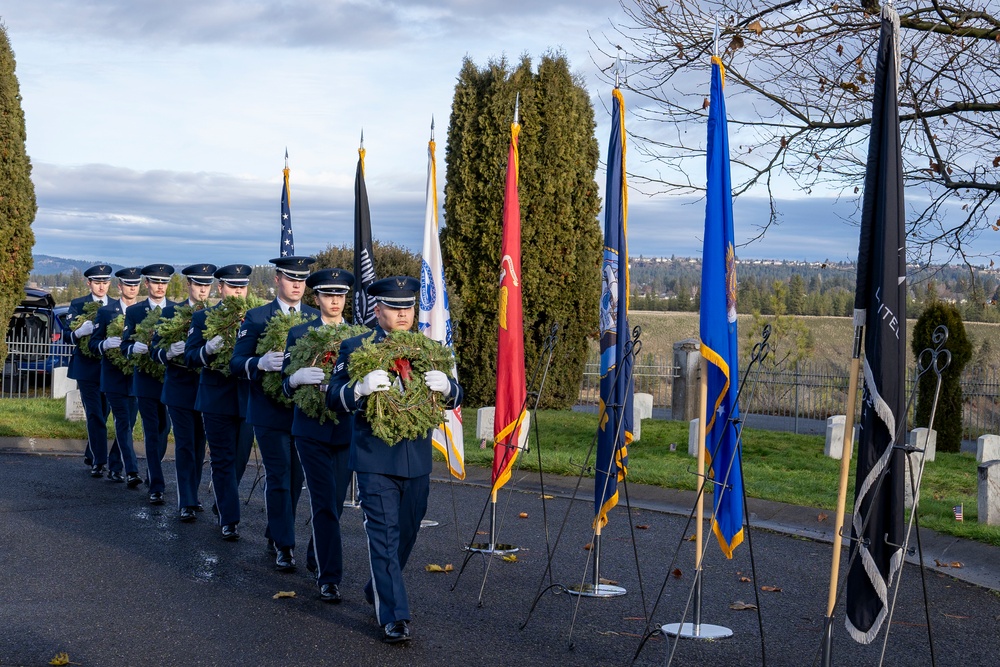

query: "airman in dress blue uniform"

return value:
[152, 264, 215, 520]
[186, 264, 253, 541]
[281, 268, 356, 603]
[326, 276, 463, 644]
[90, 268, 143, 487]
[122, 264, 176, 505]
[231, 256, 318, 569]
[67, 264, 116, 475]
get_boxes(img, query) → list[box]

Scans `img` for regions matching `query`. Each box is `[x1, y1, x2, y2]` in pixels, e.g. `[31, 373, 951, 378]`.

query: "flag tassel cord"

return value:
[635, 326, 773, 665]
[452, 324, 561, 607]
[519, 326, 651, 648]
[812, 327, 951, 667]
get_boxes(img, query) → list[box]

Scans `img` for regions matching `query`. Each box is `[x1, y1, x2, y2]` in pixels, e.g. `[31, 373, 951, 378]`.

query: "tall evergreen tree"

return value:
[442, 53, 601, 408]
[0, 24, 37, 365]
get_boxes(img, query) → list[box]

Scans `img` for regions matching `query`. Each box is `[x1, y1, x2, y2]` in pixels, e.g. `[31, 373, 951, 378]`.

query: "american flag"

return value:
[953, 504, 964, 522]
[280, 149, 294, 256]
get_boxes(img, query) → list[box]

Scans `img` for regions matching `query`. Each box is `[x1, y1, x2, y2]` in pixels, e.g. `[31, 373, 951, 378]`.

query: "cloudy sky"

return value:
[8, 0, 877, 269]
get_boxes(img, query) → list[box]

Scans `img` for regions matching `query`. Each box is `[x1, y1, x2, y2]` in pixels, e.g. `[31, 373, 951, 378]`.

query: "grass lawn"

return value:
[2, 398, 995, 546]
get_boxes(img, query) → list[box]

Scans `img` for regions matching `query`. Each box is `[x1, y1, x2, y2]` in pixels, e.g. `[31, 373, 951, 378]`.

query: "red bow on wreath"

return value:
[391, 358, 413, 384]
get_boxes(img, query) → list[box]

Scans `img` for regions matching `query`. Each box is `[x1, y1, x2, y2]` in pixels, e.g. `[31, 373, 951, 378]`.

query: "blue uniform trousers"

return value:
[296, 436, 351, 586]
[78, 379, 110, 465]
[137, 397, 171, 493]
[235, 420, 254, 485]
[170, 405, 205, 509]
[203, 412, 241, 526]
[106, 392, 138, 475]
[358, 472, 429, 626]
[255, 425, 304, 549]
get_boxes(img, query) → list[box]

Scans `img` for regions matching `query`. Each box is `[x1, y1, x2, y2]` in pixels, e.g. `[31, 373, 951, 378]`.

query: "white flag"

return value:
[419, 127, 465, 479]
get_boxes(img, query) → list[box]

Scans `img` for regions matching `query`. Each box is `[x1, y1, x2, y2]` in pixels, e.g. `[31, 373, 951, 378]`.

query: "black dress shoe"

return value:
[179, 506, 196, 522]
[382, 620, 410, 644]
[275, 548, 296, 572]
[148, 492, 164, 505]
[90, 464, 106, 478]
[125, 473, 142, 488]
[318, 583, 342, 603]
[108, 471, 125, 483]
[221, 523, 240, 541]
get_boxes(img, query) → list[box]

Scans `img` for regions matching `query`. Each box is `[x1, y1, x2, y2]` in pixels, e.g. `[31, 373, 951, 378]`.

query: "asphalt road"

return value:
[1, 453, 997, 667]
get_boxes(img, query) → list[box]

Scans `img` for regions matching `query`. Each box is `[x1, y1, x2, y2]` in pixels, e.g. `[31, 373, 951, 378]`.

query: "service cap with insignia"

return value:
[182, 263, 218, 285]
[270, 255, 315, 281]
[83, 264, 113, 281]
[141, 263, 176, 284]
[368, 276, 419, 308]
[307, 268, 355, 295]
[214, 264, 253, 286]
[115, 267, 143, 286]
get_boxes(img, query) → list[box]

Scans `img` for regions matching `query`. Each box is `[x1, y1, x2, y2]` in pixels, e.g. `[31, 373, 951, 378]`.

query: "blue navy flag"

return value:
[846, 5, 907, 645]
[280, 153, 294, 256]
[701, 55, 743, 559]
[595, 87, 632, 529]
[353, 145, 377, 328]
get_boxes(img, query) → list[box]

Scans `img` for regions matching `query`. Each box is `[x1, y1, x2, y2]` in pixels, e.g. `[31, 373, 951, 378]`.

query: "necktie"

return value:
[289, 306, 295, 314]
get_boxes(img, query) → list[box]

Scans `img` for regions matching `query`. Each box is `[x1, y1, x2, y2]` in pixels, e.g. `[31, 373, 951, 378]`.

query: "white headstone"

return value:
[825, 415, 847, 459]
[631, 409, 642, 443]
[688, 418, 700, 458]
[476, 407, 495, 441]
[634, 393, 653, 420]
[51, 366, 76, 399]
[64, 389, 85, 422]
[909, 428, 937, 463]
[978, 461, 1000, 526]
[976, 434, 1000, 464]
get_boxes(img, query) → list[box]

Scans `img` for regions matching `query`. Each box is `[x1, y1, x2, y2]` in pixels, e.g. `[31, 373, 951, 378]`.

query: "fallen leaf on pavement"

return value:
[49, 653, 78, 666]
[518, 512, 528, 518]
[761, 585, 782, 593]
[730, 601, 758, 611]
[425, 563, 454, 573]
[739, 576, 752, 583]
[272, 591, 297, 599]
[540, 494, 554, 499]
[672, 568, 683, 579]
[943, 613, 970, 619]
[599, 577, 619, 585]
[685, 534, 696, 542]
[817, 513, 828, 522]
[935, 559, 964, 568]
[502, 554, 518, 562]
[584, 543, 593, 551]
[636, 524, 650, 530]
[476, 530, 488, 535]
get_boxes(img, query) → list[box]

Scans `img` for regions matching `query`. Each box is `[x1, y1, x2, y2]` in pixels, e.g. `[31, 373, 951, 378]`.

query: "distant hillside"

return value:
[30, 255, 123, 277]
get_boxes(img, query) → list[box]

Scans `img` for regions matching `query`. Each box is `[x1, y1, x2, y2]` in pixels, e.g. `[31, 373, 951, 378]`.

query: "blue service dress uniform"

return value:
[186, 305, 248, 529]
[230, 299, 318, 551]
[67, 294, 113, 467]
[153, 301, 207, 511]
[122, 299, 174, 495]
[90, 300, 140, 477]
[282, 318, 354, 588]
[326, 327, 463, 626]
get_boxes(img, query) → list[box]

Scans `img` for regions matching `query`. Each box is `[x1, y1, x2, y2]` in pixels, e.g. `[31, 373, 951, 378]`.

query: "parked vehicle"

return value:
[3, 288, 74, 394]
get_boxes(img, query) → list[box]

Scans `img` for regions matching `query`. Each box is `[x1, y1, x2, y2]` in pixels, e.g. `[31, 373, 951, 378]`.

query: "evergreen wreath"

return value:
[155, 301, 207, 367]
[204, 295, 267, 376]
[71, 301, 101, 358]
[347, 330, 454, 445]
[259, 310, 308, 407]
[132, 307, 165, 382]
[105, 315, 131, 375]
[285, 323, 368, 424]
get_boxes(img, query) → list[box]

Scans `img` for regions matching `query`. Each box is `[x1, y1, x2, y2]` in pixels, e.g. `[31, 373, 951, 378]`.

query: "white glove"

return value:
[75, 320, 94, 337]
[166, 340, 186, 360]
[102, 336, 122, 351]
[205, 335, 224, 355]
[132, 341, 149, 355]
[424, 370, 452, 397]
[289, 366, 325, 388]
[257, 351, 284, 372]
[355, 370, 391, 398]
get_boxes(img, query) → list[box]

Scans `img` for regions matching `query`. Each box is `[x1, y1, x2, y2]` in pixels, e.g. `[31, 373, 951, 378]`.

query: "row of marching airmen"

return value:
[65, 256, 463, 644]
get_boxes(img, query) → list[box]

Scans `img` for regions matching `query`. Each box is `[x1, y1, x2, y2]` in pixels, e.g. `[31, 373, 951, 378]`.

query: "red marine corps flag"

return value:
[491, 106, 528, 497]
[845, 4, 907, 645]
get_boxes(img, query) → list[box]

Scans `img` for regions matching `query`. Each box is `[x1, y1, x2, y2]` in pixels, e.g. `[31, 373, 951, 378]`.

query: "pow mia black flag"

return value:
[353, 139, 378, 328]
[845, 4, 907, 644]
